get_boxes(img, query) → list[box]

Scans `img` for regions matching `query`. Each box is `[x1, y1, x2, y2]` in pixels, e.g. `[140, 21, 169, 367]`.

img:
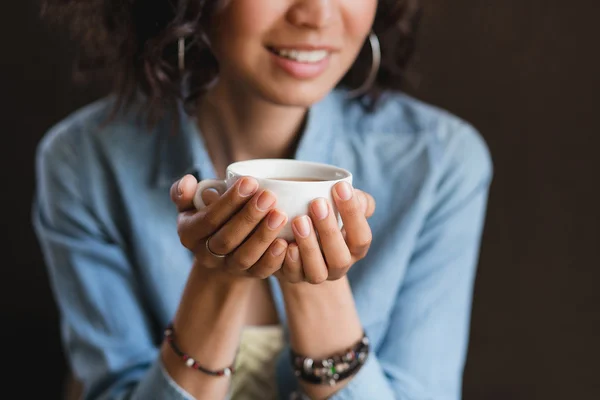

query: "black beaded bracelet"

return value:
[290, 333, 370, 386]
[164, 323, 235, 377]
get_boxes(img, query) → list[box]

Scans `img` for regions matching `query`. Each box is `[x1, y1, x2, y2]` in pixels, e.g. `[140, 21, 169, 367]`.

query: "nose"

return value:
[287, 0, 335, 30]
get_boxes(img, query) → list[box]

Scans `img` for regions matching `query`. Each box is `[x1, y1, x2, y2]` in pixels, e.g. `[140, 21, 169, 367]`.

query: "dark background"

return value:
[2, 1, 599, 399]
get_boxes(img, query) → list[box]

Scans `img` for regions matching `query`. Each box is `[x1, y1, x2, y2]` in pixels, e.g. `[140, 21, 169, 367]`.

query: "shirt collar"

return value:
[153, 91, 343, 188]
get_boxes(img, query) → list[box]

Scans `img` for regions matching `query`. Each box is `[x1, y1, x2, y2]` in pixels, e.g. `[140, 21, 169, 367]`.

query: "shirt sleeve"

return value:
[273, 121, 492, 400]
[32, 126, 195, 400]
[329, 121, 493, 400]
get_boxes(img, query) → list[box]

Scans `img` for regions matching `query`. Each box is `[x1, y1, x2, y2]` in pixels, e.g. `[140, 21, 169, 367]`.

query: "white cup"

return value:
[193, 159, 353, 241]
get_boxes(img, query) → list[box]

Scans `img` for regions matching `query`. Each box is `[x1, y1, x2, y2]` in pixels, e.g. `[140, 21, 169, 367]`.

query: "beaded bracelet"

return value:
[290, 333, 370, 386]
[164, 323, 235, 377]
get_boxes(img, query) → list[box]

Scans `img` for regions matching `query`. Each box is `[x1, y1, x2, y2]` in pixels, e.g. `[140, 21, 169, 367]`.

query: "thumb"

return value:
[170, 174, 198, 212]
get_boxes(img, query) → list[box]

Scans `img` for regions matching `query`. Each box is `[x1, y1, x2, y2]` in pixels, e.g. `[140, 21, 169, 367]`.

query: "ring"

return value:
[205, 235, 228, 259]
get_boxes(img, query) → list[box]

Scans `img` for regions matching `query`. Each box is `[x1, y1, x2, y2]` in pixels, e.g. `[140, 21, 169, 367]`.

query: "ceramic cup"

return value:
[192, 159, 353, 241]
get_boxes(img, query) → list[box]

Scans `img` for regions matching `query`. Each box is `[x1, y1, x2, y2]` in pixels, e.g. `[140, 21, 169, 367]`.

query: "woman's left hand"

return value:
[280, 182, 376, 284]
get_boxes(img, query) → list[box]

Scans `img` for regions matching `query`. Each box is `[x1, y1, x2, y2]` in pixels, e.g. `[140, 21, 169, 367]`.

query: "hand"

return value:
[279, 182, 376, 284]
[171, 174, 289, 279]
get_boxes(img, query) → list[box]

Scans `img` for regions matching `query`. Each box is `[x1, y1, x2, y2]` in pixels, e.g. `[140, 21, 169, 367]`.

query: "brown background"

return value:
[2, 1, 599, 399]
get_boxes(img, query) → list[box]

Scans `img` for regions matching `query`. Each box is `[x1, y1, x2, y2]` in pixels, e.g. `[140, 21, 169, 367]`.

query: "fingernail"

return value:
[335, 182, 353, 201]
[289, 245, 299, 261]
[271, 240, 287, 257]
[293, 216, 311, 238]
[177, 179, 184, 196]
[268, 210, 286, 229]
[311, 198, 329, 221]
[238, 178, 258, 197]
[257, 190, 276, 211]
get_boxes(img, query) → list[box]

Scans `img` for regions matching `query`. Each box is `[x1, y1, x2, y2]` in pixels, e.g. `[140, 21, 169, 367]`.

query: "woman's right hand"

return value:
[170, 174, 289, 279]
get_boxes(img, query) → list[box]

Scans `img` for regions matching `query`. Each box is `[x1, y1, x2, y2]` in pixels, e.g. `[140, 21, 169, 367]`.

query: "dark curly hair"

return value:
[42, 0, 422, 125]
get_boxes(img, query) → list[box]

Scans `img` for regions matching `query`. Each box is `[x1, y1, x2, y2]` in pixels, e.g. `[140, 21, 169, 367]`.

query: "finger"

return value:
[170, 174, 198, 212]
[225, 208, 287, 272]
[282, 244, 304, 283]
[291, 216, 328, 284]
[209, 190, 278, 255]
[309, 198, 352, 281]
[355, 189, 376, 219]
[245, 238, 288, 279]
[202, 188, 221, 206]
[339, 189, 375, 239]
[333, 182, 372, 259]
[177, 177, 259, 250]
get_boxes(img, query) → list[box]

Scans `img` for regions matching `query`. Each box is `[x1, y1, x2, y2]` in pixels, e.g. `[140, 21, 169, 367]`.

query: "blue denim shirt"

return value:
[33, 90, 492, 400]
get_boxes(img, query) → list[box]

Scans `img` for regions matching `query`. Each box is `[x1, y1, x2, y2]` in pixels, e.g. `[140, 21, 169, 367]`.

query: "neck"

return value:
[197, 80, 308, 176]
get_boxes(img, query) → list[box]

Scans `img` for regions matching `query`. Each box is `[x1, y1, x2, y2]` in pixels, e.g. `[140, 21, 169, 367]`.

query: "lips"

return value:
[267, 46, 330, 64]
[266, 43, 335, 79]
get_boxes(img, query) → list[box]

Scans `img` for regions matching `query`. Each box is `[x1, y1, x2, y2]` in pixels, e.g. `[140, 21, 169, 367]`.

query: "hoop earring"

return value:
[179, 33, 212, 73]
[346, 32, 381, 99]
[178, 37, 186, 73]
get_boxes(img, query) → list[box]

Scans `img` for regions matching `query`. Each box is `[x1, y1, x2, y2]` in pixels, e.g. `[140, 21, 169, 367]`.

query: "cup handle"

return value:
[192, 179, 228, 209]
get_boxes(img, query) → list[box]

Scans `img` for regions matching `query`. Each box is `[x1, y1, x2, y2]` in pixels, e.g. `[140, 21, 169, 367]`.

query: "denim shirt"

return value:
[33, 90, 493, 400]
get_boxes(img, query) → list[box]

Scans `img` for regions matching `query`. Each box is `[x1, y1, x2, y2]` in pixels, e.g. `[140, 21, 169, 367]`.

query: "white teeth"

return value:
[274, 48, 329, 63]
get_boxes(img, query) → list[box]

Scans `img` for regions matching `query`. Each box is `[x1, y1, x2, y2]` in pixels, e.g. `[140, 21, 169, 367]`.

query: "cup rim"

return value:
[226, 158, 351, 183]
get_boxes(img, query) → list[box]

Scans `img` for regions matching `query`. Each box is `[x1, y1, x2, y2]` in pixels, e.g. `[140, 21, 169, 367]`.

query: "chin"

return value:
[259, 82, 335, 108]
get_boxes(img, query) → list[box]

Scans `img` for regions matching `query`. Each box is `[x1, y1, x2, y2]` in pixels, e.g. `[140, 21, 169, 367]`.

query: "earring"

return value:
[179, 33, 212, 73]
[347, 32, 381, 99]
[178, 37, 186, 73]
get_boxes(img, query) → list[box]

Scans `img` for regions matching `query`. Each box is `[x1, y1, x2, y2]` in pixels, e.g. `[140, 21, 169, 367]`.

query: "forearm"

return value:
[280, 276, 363, 399]
[161, 262, 253, 400]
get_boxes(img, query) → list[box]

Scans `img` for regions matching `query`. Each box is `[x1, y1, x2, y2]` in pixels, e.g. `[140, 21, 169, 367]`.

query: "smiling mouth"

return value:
[267, 47, 330, 64]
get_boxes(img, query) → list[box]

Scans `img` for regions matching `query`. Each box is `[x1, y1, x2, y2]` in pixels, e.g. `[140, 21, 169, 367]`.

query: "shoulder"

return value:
[336, 90, 494, 187]
[38, 97, 112, 167]
[36, 96, 158, 175]
[38, 96, 113, 156]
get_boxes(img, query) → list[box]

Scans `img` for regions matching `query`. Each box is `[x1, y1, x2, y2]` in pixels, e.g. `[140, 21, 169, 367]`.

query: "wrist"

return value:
[178, 262, 255, 326]
[279, 276, 353, 308]
[280, 277, 365, 398]
[280, 276, 363, 357]
[169, 263, 254, 364]
[160, 262, 252, 398]
[193, 258, 254, 292]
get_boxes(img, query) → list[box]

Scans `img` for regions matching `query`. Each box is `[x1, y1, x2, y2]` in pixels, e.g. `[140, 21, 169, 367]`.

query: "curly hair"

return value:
[42, 0, 422, 124]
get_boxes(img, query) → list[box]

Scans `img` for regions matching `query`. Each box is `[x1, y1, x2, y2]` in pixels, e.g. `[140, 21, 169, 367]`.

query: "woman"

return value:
[34, 0, 493, 399]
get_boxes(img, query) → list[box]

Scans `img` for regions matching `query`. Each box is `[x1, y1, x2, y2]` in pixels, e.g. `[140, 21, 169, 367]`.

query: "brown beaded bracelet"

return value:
[164, 323, 235, 377]
[290, 332, 370, 386]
